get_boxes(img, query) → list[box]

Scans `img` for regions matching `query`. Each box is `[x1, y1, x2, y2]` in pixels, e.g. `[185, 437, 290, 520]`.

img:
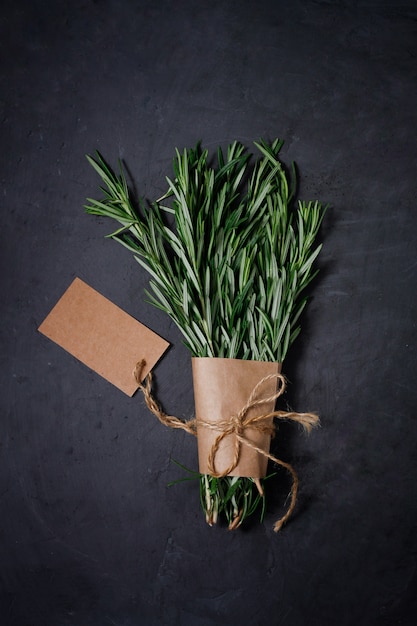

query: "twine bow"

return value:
[133, 359, 319, 532]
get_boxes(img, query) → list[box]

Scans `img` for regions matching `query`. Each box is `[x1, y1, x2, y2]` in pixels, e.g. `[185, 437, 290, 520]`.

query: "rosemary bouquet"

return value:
[85, 139, 326, 531]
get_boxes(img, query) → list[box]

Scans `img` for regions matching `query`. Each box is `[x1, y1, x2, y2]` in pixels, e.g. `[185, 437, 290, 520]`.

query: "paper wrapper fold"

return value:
[192, 357, 282, 478]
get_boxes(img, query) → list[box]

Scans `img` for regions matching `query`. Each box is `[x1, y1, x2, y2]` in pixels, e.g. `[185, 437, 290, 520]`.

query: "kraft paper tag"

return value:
[38, 277, 169, 396]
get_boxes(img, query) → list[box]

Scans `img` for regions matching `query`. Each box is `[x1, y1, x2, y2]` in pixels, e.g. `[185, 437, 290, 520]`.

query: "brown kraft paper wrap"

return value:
[192, 357, 282, 478]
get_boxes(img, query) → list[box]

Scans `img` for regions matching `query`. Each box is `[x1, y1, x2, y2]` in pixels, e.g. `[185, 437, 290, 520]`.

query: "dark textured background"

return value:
[1, 1, 417, 624]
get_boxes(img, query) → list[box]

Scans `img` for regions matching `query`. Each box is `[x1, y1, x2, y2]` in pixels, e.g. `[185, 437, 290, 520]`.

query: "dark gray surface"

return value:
[1, 1, 417, 624]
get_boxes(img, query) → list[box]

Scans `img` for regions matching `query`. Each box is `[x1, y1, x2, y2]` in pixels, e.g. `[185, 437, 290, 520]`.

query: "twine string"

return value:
[133, 360, 197, 436]
[133, 360, 319, 532]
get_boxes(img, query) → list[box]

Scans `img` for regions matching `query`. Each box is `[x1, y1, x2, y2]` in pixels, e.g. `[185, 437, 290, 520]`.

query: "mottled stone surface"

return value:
[1, 1, 416, 624]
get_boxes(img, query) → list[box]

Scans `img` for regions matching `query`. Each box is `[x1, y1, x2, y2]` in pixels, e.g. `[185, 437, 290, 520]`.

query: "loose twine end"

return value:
[133, 360, 319, 532]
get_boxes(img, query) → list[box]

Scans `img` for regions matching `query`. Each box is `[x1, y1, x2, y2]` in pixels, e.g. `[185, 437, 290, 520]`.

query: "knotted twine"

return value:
[133, 359, 319, 532]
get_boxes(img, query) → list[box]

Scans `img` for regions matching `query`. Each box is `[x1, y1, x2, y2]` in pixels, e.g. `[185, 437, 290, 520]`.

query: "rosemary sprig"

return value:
[169, 460, 275, 530]
[85, 139, 326, 529]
